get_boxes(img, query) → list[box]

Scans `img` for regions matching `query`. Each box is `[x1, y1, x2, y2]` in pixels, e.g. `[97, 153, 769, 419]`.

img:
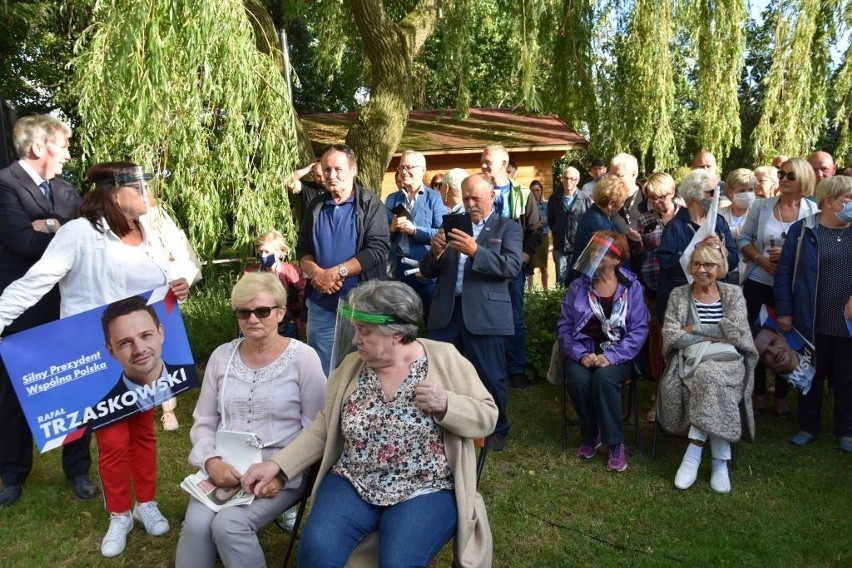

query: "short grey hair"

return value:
[443, 168, 469, 197]
[678, 169, 719, 203]
[13, 115, 72, 159]
[346, 280, 421, 343]
[399, 149, 426, 168]
[610, 153, 638, 175]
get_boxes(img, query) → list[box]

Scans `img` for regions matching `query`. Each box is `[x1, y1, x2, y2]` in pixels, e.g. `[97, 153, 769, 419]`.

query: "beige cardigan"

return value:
[270, 338, 497, 568]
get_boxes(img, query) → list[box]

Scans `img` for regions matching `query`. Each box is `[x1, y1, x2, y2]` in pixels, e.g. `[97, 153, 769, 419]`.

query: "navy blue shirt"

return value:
[310, 194, 358, 310]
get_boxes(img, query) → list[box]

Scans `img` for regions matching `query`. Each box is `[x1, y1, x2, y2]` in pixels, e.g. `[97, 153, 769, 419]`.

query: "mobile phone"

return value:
[442, 212, 473, 236]
[391, 203, 410, 219]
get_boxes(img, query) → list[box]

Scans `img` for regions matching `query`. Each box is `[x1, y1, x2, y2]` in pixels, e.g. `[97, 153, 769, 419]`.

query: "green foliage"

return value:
[179, 265, 241, 364]
[523, 286, 566, 380]
[71, 0, 300, 257]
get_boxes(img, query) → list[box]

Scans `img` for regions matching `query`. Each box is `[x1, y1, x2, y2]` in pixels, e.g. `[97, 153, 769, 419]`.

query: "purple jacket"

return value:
[556, 267, 649, 365]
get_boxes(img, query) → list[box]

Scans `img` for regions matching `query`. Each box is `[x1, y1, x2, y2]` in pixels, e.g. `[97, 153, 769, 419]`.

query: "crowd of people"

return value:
[0, 113, 850, 566]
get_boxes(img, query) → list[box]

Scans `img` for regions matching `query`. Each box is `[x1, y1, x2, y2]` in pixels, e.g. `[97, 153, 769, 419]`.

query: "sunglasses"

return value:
[234, 306, 279, 320]
[777, 170, 796, 181]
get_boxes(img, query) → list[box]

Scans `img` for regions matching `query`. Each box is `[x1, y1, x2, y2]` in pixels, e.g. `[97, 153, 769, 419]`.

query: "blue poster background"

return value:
[0, 287, 198, 452]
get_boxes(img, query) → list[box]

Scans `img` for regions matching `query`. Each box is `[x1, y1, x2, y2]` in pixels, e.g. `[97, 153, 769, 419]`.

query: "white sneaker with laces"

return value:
[101, 513, 133, 557]
[133, 501, 170, 536]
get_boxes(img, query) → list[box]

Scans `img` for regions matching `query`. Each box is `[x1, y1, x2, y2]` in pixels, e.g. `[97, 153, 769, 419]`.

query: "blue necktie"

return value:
[39, 180, 53, 206]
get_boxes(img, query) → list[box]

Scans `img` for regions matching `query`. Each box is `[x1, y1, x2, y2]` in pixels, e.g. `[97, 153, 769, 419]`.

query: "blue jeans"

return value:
[553, 250, 571, 286]
[306, 298, 337, 376]
[298, 473, 457, 568]
[506, 268, 527, 374]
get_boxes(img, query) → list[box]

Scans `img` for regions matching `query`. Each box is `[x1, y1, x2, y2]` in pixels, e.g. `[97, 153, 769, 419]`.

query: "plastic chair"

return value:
[561, 360, 642, 452]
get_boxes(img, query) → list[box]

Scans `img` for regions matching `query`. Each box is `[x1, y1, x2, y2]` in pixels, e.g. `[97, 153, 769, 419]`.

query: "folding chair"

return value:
[561, 360, 642, 452]
[280, 462, 321, 568]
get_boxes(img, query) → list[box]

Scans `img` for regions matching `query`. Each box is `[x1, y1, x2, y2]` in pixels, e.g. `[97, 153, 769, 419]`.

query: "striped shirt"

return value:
[693, 298, 723, 324]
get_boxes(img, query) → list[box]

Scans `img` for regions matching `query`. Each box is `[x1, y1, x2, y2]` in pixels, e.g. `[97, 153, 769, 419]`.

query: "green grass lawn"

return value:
[1, 377, 849, 567]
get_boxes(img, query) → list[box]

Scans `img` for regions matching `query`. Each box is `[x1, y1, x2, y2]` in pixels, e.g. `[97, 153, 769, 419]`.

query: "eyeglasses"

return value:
[398, 164, 423, 172]
[648, 193, 673, 201]
[234, 306, 279, 320]
[777, 170, 796, 181]
[690, 261, 718, 270]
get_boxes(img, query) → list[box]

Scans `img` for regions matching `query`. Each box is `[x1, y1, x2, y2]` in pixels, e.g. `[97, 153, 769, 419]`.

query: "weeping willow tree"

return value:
[830, 1, 852, 163]
[751, 0, 837, 163]
[72, 0, 299, 256]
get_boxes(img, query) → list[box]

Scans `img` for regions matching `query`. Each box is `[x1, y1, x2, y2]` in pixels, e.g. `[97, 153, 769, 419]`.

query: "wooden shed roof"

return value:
[299, 107, 588, 156]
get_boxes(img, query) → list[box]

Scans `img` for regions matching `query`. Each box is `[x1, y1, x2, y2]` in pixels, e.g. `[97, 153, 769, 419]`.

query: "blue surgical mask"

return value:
[257, 253, 276, 269]
[837, 201, 852, 224]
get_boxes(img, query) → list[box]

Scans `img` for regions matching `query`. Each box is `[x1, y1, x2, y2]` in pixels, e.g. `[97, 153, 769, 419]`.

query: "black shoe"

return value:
[509, 373, 531, 391]
[0, 485, 22, 508]
[69, 475, 99, 500]
[486, 433, 507, 451]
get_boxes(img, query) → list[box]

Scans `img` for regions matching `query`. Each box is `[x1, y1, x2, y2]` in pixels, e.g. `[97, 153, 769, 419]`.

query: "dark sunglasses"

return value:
[234, 306, 279, 320]
[777, 170, 796, 181]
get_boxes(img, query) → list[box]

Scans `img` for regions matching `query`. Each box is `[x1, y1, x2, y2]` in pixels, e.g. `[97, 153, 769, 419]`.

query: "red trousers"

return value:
[95, 409, 157, 513]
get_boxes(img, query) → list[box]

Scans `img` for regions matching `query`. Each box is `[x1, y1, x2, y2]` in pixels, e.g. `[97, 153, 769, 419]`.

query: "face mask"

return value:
[836, 201, 852, 224]
[733, 192, 756, 208]
[699, 198, 713, 213]
[257, 253, 276, 269]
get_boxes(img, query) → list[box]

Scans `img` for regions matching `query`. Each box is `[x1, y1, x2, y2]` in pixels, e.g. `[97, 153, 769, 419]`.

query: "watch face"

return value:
[338, 265, 348, 277]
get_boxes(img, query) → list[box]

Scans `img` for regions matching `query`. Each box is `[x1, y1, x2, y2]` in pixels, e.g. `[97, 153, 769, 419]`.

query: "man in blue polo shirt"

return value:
[296, 144, 389, 375]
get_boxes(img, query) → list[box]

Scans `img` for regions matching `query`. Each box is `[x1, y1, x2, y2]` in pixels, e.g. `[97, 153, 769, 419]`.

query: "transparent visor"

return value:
[95, 166, 154, 195]
[329, 300, 400, 371]
[572, 234, 620, 278]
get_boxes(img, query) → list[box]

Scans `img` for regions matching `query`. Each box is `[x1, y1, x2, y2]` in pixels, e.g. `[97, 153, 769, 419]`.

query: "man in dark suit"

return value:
[0, 115, 94, 508]
[420, 173, 523, 451]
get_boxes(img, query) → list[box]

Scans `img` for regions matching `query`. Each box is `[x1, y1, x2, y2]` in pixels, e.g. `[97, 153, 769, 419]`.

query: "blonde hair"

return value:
[231, 272, 287, 309]
[643, 172, 676, 198]
[592, 176, 629, 208]
[781, 157, 816, 197]
[815, 175, 852, 205]
[690, 244, 728, 280]
[254, 230, 290, 260]
[725, 168, 757, 192]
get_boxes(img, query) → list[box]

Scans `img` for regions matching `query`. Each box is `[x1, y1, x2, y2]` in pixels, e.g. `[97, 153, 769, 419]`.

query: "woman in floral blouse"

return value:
[241, 280, 498, 568]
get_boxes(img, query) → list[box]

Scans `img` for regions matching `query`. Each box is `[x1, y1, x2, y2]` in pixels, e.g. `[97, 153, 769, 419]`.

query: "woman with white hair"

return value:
[655, 169, 739, 323]
[738, 158, 818, 417]
[753, 165, 779, 198]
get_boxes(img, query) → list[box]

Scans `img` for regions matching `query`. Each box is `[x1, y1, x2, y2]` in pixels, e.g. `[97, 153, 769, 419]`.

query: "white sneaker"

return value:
[161, 411, 179, 431]
[278, 505, 298, 534]
[133, 501, 170, 536]
[710, 467, 731, 494]
[674, 459, 699, 490]
[101, 513, 133, 557]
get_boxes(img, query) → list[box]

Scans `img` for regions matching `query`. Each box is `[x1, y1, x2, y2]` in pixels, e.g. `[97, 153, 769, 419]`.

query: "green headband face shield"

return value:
[336, 304, 400, 325]
[330, 301, 408, 371]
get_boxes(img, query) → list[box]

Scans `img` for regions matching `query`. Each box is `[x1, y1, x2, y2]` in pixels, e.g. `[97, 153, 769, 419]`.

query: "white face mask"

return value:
[732, 191, 756, 208]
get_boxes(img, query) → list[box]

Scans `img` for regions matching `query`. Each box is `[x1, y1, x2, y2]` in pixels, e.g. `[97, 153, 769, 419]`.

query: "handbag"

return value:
[214, 430, 266, 475]
[678, 340, 741, 379]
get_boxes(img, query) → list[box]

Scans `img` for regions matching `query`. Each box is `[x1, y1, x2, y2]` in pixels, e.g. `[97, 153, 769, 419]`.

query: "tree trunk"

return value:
[345, 0, 439, 191]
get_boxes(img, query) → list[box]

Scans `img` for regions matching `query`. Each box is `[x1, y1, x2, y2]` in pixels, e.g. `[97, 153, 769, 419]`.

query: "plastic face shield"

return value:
[329, 300, 401, 371]
[571, 234, 619, 279]
[95, 166, 154, 196]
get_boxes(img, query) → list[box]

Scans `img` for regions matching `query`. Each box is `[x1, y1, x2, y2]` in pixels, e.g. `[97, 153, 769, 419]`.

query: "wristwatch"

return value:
[337, 264, 348, 279]
[45, 218, 57, 233]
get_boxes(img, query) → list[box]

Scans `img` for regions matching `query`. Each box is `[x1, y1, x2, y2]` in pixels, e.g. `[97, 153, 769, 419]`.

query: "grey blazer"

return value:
[419, 214, 522, 336]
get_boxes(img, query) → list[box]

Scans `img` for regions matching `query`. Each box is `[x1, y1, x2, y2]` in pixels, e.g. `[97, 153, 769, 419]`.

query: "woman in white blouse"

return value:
[176, 272, 326, 568]
[737, 158, 819, 416]
[0, 162, 190, 557]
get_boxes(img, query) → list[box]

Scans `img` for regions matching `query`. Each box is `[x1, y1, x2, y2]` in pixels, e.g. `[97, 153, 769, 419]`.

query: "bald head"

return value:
[807, 151, 835, 182]
[461, 173, 495, 224]
[691, 150, 717, 173]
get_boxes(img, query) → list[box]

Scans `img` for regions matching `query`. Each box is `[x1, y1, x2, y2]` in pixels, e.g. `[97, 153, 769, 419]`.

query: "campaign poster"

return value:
[753, 304, 815, 395]
[0, 287, 199, 452]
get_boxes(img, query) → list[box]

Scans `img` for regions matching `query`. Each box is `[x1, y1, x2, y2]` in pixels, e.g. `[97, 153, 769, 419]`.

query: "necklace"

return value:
[822, 224, 848, 242]
[774, 202, 794, 238]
